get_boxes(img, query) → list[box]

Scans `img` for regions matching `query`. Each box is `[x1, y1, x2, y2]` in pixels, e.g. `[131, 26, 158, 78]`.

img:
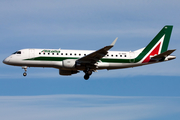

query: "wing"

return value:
[77, 38, 118, 64]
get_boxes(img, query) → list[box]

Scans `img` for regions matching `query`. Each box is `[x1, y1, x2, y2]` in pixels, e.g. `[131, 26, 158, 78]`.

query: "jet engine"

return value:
[62, 59, 77, 68]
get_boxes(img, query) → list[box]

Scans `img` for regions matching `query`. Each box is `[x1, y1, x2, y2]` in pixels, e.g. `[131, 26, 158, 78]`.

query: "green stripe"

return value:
[25, 57, 79, 61]
[101, 58, 134, 63]
[24, 56, 137, 63]
[161, 26, 173, 53]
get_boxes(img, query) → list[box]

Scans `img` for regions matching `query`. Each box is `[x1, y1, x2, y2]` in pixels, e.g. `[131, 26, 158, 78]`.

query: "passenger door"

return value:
[29, 49, 35, 59]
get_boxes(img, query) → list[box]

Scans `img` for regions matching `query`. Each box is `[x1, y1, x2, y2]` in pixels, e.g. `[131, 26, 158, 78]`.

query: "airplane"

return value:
[3, 25, 176, 80]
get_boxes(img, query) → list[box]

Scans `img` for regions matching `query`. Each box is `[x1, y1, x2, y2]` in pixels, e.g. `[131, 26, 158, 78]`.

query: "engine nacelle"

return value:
[59, 69, 79, 76]
[62, 59, 77, 68]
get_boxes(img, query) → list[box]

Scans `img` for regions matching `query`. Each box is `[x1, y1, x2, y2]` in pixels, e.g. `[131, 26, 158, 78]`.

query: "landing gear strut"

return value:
[22, 66, 28, 77]
[84, 69, 92, 80]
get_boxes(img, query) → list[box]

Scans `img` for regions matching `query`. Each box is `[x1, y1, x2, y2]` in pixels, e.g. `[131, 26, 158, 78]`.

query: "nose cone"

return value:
[3, 57, 10, 64]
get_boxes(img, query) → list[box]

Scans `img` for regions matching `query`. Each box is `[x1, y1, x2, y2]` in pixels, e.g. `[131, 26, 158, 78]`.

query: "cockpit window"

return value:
[12, 51, 21, 54]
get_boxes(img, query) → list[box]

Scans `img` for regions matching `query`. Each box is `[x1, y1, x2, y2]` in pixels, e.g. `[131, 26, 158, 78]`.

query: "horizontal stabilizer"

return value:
[151, 49, 176, 60]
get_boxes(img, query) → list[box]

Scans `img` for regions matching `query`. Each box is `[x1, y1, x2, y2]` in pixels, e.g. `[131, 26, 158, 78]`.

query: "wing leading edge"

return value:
[77, 38, 118, 64]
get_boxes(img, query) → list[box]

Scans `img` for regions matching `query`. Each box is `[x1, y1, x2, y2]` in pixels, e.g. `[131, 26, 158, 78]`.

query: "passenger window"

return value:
[39, 53, 41, 55]
[124, 55, 126, 57]
[43, 53, 45, 55]
[120, 55, 122, 57]
[48, 53, 50, 55]
[52, 53, 54, 55]
[66, 53, 68, 55]
[74, 53, 76, 56]
[111, 55, 113, 57]
[70, 53, 72, 55]
[84, 54, 86, 56]
[57, 53, 59, 55]
[116, 55, 118, 57]
[61, 53, 63, 55]
[79, 54, 81, 56]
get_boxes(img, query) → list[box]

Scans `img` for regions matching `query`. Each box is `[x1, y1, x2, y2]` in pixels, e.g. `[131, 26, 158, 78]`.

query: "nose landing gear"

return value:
[22, 66, 28, 77]
[23, 72, 27, 76]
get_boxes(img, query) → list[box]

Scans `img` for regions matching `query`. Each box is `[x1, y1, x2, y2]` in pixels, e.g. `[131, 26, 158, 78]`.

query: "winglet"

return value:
[111, 37, 118, 46]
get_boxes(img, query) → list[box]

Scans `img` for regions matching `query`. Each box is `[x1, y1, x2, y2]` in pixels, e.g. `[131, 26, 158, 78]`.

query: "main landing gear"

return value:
[84, 69, 92, 80]
[22, 66, 28, 77]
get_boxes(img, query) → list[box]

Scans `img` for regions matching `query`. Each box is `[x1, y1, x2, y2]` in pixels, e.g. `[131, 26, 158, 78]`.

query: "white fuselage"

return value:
[3, 48, 145, 70]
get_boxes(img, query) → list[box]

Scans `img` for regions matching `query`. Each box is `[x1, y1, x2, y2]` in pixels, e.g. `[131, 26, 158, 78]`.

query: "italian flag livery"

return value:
[135, 25, 173, 63]
[3, 25, 176, 80]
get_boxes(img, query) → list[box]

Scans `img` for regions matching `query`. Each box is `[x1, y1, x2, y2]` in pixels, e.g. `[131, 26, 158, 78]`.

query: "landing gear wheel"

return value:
[84, 74, 90, 80]
[83, 68, 93, 80]
[23, 72, 27, 76]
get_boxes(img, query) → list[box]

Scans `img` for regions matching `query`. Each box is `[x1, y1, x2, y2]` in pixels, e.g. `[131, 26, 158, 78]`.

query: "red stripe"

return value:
[142, 42, 161, 63]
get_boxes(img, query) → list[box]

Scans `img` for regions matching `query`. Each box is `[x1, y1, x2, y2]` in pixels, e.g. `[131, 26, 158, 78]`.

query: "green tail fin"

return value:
[135, 25, 173, 63]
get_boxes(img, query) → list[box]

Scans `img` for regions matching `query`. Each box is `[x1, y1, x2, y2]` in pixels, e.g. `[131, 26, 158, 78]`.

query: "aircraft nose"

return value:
[3, 57, 10, 64]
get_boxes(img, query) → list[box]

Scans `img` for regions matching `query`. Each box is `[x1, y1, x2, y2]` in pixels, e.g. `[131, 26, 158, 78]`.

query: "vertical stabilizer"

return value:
[135, 25, 173, 63]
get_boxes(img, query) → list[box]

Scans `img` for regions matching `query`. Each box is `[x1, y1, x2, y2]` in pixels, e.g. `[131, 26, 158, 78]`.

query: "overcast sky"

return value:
[0, 0, 180, 120]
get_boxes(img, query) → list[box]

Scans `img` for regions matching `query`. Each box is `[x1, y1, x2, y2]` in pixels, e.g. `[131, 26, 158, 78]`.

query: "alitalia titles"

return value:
[41, 50, 60, 53]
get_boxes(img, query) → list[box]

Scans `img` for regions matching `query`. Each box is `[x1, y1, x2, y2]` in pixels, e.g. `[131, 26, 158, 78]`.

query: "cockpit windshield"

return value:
[12, 51, 21, 54]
